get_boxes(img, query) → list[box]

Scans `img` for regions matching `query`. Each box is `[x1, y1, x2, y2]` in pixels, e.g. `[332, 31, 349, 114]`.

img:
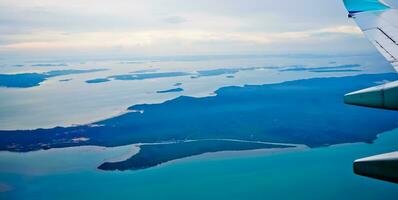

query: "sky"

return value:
[0, 0, 379, 60]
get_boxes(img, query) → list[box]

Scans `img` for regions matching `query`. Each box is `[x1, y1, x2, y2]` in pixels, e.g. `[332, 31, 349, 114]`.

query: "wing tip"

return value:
[343, 0, 390, 14]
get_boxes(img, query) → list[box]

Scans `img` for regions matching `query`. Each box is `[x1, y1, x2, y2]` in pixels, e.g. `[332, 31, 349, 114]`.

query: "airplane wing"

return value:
[342, 0, 398, 184]
[343, 0, 398, 71]
[343, 0, 398, 111]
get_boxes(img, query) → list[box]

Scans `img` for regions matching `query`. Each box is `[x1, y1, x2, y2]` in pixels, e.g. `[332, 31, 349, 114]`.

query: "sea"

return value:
[0, 54, 397, 199]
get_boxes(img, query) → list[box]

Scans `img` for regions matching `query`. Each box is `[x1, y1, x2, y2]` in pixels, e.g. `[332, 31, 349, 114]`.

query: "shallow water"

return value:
[1, 128, 398, 200]
[0, 54, 397, 199]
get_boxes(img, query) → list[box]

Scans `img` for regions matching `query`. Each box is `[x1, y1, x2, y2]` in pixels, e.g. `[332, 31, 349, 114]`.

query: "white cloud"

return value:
[0, 0, 374, 59]
[0, 25, 363, 50]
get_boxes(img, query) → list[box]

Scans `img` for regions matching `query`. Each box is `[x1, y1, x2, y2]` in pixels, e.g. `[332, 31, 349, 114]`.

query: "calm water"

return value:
[1, 128, 398, 200]
[0, 54, 397, 199]
[0, 54, 391, 130]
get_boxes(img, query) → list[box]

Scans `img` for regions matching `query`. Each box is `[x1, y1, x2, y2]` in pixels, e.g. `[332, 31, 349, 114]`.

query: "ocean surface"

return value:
[0, 54, 391, 130]
[0, 128, 398, 200]
[0, 54, 397, 199]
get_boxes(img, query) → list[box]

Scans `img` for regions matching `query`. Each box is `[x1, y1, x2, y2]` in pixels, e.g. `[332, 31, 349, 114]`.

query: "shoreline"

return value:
[0, 73, 374, 131]
[1, 128, 396, 173]
[150, 144, 309, 170]
[103, 145, 140, 163]
[97, 139, 308, 171]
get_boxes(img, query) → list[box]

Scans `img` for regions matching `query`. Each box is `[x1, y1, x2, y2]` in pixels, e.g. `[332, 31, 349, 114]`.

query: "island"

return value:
[0, 69, 107, 88]
[109, 72, 191, 81]
[279, 64, 361, 72]
[85, 64, 362, 85]
[32, 63, 68, 67]
[193, 66, 281, 78]
[156, 87, 184, 94]
[86, 78, 111, 84]
[98, 140, 293, 171]
[0, 73, 48, 88]
[130, 69, 159, 73]
[311, 69, 362, 73]
[196, 68, 241, 77]
[59, 79, 72, 82]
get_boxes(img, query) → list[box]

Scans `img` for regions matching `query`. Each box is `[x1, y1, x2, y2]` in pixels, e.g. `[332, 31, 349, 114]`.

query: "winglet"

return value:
[343, 0, 390, 15]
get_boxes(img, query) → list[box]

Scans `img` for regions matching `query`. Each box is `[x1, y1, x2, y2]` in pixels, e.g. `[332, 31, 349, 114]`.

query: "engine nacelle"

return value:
[354, 151, 398, 184]
[344, 80, 398, 110]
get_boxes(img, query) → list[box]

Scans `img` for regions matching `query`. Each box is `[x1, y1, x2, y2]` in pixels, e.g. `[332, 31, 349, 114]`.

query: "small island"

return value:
[156, 87, 184, 94]
[279, 64, 361, 72]
[109, 72, 190, 81]
[32, 63, 68, 67]
[310, 69, 362, 73]
[196, 68, 241, 77]
[0, 69, 107, 88]
[98, 140, 293, 171]
[86, 78, 111, 84]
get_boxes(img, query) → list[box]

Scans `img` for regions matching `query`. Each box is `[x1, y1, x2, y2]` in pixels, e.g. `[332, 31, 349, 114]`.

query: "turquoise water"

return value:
[1, 129, 398, 200]
[0, 55, 396, 199]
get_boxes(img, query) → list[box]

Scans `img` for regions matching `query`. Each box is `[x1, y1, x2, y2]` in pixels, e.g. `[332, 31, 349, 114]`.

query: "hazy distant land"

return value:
[279, 64, 361, 72]
[85, 78, 111, 84]
[85, 64, 362, 84]
[156, 87, 184, 94]
[59, 79, 73, 82]
[110, 72, 191, 81]
[310, 69, 362, 73]
[31, 63, 68, 67]
[1, 73, 397, 170]
[0, 69, 107, 88]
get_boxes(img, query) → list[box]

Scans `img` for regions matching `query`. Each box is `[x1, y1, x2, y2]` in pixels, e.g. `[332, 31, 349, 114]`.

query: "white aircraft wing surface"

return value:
[344, 0, 398, 71]
[343, 0, 398, 184]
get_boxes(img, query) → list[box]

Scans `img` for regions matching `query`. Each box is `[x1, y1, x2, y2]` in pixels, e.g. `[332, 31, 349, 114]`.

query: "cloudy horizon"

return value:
[0, 0, 379, 61]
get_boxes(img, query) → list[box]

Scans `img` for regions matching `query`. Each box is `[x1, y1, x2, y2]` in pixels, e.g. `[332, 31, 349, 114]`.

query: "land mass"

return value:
[0, 69, 107, 88]
[1, 73, 398, 170]
[86, 78, 111, 84]
[279, 64, 361, 72]
[98, 140, 292, 171]
[85, 64, 361, 84]
[110, 72, 190, 81]
[156, 87, 184, 93]
[32, 63, 68, 67]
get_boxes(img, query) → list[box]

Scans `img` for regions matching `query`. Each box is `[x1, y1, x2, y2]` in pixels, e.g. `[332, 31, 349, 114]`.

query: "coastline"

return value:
[2, 127, 397, 200]
[153, 143, 309, 169]
[97, 139, 307, 171]
[2, 73, 398, 154]
[0, 73, 371, 131]
[103, 145, 140, 163]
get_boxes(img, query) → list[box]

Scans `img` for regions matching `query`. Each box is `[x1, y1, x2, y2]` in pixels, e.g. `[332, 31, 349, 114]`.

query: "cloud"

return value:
[0, 25, 363, 50]
[0, 0, 374, 59]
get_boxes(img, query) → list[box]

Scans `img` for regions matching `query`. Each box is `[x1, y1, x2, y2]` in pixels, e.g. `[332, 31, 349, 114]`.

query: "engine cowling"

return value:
[344, 80, 398, 110]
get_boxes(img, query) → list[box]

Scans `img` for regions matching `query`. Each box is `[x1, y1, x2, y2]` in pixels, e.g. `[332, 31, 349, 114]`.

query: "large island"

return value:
[1, 73, 398, 170]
